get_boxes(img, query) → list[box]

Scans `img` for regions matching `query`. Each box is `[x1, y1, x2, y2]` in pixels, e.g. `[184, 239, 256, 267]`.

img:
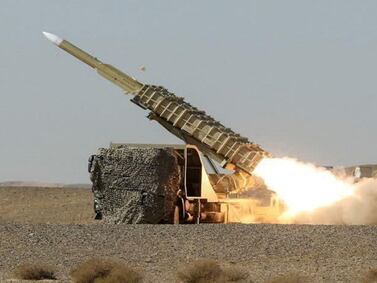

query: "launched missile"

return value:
[43, 32, 143, 94]
[43, 32, 269, 174]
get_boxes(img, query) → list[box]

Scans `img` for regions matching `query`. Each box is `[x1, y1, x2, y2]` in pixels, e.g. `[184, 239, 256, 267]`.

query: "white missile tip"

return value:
[42, 31, 63, 46]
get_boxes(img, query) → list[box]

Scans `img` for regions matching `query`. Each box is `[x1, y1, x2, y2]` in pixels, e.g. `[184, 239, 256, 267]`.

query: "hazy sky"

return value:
[1, 1, 376, 183]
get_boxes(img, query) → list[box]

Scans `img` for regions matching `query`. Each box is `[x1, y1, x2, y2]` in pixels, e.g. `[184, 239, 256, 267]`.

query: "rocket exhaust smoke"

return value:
[254, 157, 377, 224]
[254, 157, 354, 217]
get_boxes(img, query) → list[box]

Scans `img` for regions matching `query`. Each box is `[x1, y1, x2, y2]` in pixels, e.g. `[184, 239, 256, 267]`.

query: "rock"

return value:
[89, 145, 181, 224]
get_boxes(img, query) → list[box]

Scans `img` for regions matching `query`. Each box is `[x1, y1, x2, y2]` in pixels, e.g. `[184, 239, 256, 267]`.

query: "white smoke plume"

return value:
[254, 157, 377, 225]
[294, 178, 377, 224]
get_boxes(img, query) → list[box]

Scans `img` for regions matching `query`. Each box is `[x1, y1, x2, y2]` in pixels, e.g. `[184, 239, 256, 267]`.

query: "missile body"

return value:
[43, 32, 269, 174]
[43, 32, 142, 94]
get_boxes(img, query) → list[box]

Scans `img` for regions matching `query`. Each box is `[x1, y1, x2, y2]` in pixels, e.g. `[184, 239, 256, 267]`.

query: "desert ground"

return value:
[0, 187, 95, 224]
[1, 186, 377, 283]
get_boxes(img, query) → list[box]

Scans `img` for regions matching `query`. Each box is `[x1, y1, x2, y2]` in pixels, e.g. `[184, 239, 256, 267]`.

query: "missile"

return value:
[43, 31, 269, 174]
[42, 31, 143, 94]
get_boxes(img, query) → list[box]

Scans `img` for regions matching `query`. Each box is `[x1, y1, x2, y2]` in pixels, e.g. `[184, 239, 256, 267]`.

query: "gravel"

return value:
[1, 224, 377, 282]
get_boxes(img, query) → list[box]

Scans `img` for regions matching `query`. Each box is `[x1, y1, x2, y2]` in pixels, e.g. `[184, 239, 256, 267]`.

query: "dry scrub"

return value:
[70, 258, 142, 283]
[176, 259, 249, 283]
[266, 273, 309, 283]
[13, 263, 56, 280]
[362, 267, 377, 283]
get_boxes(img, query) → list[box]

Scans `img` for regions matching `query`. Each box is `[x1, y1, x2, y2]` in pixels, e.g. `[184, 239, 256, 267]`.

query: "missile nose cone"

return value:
[42, 31, 63, 46]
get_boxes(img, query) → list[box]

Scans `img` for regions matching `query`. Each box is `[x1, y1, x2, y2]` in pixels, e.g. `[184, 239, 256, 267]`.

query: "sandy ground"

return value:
[0, 187, 95, 224]
[1, 187, 377, 283]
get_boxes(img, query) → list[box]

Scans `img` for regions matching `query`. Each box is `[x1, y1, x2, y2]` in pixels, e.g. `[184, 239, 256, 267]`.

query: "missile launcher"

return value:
[43, 32, 269, 175]
[44, 32, 283, 223]
[132, 84, 267, 174]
